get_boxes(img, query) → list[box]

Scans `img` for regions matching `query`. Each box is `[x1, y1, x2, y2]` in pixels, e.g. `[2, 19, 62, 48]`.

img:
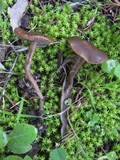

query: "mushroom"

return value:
[61, 36, 108, 137]
[68, 36, 108, 64]
[14, 26, 54, 114]
[14, 27, 54, 46]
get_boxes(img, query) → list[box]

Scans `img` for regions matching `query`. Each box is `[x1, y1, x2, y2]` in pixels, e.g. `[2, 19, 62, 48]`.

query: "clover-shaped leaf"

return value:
[7, 123, 38, 154]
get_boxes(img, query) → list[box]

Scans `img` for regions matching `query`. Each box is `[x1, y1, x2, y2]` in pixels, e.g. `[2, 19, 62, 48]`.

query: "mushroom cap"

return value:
[14, 27, 54, 44]
[68, 36, 108, 64]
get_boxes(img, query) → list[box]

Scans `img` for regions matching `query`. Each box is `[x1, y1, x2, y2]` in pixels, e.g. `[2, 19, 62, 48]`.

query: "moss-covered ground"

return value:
[0, 0, 120, 159]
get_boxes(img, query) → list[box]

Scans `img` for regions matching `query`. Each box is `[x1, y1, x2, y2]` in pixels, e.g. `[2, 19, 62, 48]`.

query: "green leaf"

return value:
[107, 151, 117, 160]
[0, 128, 8, 149]
[98, 151, 117, 160]
[101, 59, 118, 74]
[111, 128, 119, 137]
[4, 155, 32, 160]
[24, 156, 32, 160]
[86, 111, 92, 119]
[0, 0, 4, 13]
[8, 144, 32, 154]
[65, 98, 72, 106]
[88, 114, 100, 127]
[92, 114, 100, 122]
[50, 148, 66, 160]
[7, 123, 38, 154]
[114, 64, 120, 78]
[3, 155, 23, 160]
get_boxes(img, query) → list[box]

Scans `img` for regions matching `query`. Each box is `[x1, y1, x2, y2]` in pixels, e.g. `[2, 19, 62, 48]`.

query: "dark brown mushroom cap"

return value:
[68, 36, 108, 64]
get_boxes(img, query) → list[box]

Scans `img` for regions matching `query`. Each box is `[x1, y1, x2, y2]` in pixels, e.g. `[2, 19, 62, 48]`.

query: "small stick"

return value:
[25, 41, 44, 113]
[0, 56, 18, 100]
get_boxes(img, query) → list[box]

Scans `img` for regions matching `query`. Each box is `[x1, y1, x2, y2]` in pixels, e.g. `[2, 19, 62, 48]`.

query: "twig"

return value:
[44, 106, 70, 119]
[109, 0, 120, 6]
[4, 94, 15, 106]
[0, 55, 18, 100]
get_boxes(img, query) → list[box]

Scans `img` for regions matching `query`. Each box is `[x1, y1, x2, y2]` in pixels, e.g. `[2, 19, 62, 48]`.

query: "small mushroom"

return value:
[14, 27, 54, 47]
[68, 36, 108, 64]
[60, 36, 108, 137]
[14, 26, 55, 113]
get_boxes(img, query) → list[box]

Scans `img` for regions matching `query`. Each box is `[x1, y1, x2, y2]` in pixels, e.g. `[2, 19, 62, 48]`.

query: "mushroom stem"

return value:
[66, 57, 85, 91]
[25, 42, 44, 113]
[61, 56, 85, 137]
[59, 55, 78, 70]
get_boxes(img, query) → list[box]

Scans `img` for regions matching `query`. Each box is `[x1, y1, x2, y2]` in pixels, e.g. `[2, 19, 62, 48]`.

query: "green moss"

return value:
[1, 1, 120, 159]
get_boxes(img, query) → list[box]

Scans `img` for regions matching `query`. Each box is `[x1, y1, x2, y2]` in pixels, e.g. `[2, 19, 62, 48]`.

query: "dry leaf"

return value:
[8, 0, 28, 31]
